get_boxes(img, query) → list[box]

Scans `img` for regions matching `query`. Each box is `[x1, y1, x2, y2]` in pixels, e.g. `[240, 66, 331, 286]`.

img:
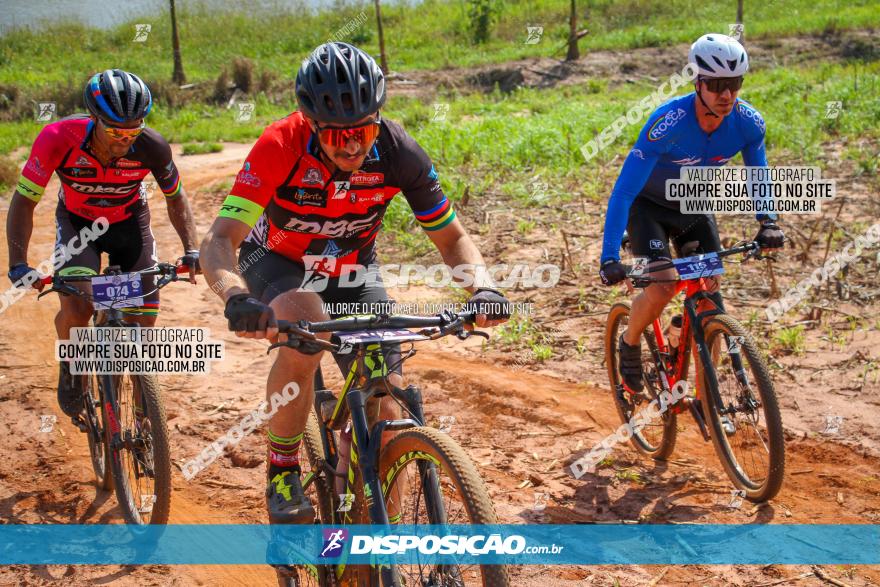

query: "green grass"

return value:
[773, 325, 807, 355]
[1, 0, 876, 92]
[181, 141, 224, 155]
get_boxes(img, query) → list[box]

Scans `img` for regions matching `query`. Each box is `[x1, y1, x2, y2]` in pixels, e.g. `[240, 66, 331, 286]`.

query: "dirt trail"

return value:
[1, 143, 878, 587]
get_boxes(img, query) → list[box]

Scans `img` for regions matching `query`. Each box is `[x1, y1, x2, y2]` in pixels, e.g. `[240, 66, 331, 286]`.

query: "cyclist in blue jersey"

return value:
[598, 34, 785, 393]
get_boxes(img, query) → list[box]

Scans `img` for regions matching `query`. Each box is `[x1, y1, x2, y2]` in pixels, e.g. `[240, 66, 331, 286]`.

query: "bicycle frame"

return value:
[309, 342, 442, 587]
[648, 276, 750, 437]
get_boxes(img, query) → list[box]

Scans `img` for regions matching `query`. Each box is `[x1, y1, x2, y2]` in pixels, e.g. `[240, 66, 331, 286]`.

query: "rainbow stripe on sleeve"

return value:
[161, 176, 182, 197]
[414, 197, 456, 231]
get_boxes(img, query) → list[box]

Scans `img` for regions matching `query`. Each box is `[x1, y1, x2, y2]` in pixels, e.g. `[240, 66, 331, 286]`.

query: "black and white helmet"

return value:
[688, 34, 749, 78]
[295, 42, 386, 125]
[83, 69, 152, 123]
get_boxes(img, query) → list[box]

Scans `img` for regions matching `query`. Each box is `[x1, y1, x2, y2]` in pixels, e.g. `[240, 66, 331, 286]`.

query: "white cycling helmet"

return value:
[688, 34, 749, 78]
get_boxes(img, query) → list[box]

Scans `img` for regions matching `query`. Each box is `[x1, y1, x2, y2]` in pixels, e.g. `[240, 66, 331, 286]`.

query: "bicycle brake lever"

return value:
[457, 329, 489, 340]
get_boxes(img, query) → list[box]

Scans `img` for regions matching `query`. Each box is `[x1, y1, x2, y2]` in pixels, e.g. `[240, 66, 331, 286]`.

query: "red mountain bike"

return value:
[604, 241, 785, 502]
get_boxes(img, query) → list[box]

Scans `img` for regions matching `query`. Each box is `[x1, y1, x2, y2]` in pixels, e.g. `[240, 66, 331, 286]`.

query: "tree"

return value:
[374, 0, 389, 73]
[566, 0, 579, 61]
[170, 0, 186, 85]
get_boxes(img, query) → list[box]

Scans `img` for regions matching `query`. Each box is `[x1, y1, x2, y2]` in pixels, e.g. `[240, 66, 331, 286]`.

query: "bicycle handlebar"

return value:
[623, 241, 763, 283]
[37, 263, 192, 300]
[269, 310, 482, 354]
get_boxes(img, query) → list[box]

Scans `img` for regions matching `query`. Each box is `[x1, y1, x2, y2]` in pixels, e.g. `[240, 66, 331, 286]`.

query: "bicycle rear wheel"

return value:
[105, 373, 172, 524]
[80, 373, 112, 490]
[605, 302, 677, 459]
[378, 426, 510, 587]
[697, 315, 785, 502]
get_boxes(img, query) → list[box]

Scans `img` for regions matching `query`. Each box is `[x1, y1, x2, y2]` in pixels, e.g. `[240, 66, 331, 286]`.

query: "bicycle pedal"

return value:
[71, 415, 88, 432]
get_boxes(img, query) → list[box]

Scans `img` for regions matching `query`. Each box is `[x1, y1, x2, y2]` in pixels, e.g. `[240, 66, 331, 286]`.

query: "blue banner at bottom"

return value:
[0, 524, 877, 565]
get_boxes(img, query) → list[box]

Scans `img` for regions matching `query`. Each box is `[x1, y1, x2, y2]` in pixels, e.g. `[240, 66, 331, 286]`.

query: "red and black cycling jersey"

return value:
[17, 114, 182, 223]
[218, 111, 455, 277]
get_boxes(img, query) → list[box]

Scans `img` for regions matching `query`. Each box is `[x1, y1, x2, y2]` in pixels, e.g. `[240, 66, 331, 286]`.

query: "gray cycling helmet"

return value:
[295, 42, 386, 125]
[83, 69, 152, 123]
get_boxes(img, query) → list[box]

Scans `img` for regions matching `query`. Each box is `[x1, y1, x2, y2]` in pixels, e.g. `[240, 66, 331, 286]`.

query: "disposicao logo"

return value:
[320, 528, 349, 558]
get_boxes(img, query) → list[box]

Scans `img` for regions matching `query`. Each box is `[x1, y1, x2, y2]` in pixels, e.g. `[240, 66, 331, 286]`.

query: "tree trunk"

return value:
[566, 0, 580, 61]
[374, 0, 389, 73]
[170, 0, 186, 85]
[736, 0, 744, 23]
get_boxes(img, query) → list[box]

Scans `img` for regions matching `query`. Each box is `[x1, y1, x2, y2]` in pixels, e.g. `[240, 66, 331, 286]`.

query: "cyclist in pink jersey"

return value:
[5, 69, 200, 418]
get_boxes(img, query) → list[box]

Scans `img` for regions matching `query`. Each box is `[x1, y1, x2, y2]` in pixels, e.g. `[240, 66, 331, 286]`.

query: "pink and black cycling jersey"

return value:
[17, 114, 182, 223]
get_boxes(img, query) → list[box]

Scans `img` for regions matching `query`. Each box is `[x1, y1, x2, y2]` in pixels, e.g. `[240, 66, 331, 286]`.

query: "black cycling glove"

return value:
[224, 293, 276, 333]
[7, 263, 37, 289]
[465, 288, 511, 321]
[179, 250, 201, 274]
[755, 221, 785, 249]
[599, 260, 627, 286]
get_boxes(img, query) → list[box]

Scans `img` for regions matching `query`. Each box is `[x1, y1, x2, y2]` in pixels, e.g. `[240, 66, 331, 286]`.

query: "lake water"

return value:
[1, 0, 388, 33]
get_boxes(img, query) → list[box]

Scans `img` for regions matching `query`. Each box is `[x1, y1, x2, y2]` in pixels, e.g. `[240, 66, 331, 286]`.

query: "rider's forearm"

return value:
[200, 231, 248, 302]
[165, 188, 199, 251]
[437, 234, 496, 293]
[6, 192, 37, 267]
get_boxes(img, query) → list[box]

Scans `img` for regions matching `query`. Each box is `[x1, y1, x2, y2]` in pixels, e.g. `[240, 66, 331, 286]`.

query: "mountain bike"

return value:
[604, 241, 785, 502]
[267, 310, 510, 587]
[38, 262, 190, 524]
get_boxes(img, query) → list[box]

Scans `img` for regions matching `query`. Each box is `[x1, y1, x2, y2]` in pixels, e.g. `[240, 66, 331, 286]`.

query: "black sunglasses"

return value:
[700, 76, 744, 94]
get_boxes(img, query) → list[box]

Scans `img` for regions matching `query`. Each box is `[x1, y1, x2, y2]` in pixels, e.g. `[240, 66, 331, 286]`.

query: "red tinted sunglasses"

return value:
[700, 76, 744, 94]
[316, 116, 381, 149]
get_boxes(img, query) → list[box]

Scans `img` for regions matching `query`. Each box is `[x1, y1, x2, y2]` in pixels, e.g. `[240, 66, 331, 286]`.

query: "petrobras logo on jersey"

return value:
[350, 171, 383, 186]
[737, 101, 766, 133]
[349, 534, 527, 556]
[647, 108, 687, 142]
[115, 158, 141, 168]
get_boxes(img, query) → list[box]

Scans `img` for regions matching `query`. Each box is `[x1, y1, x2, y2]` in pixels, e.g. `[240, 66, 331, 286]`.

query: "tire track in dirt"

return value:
[2, 143, 878, 586]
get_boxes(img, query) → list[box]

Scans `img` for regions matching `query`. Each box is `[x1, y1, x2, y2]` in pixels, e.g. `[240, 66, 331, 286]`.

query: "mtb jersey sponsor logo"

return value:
[63, 167, 98, 178]
[84, 197, 122, 207]
[26, 157, 47, 178]
[737, 102, 765, 133]
[631, 148, 645, 160]
[69, 182, 136, 194]
[302, 167, 324, 185]
[114, 169, 144, 178]
[350, 171, 383, 186]
[236, 169, 261, 188]
[710, 155, 733, 164]
[282, 212, 379, 238]
[75, 155, 91, 166]
[671, 157, 702, 165]
[278, 186, 326, 208]
[115, 158, 141, 168]
[647, 108, 687, 142]
[332, 181, 350, 200]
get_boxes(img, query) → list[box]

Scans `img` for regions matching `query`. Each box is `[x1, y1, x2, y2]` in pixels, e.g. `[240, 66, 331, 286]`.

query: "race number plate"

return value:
[334, 329, 429, 355]
[91, 273, 144, 310]
[673, 252, 725, 280]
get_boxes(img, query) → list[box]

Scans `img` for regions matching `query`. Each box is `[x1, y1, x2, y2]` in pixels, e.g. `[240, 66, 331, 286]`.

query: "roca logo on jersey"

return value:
[69, 182, 135, 194]
[647, 108, 687, 142]
[737, 102, 765, 133]
[283, 212, 379, 238]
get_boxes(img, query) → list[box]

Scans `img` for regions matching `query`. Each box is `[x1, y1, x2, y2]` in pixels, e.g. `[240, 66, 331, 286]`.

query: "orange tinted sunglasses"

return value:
[316, 116, 381, 149]
[101, 119, 145, 140]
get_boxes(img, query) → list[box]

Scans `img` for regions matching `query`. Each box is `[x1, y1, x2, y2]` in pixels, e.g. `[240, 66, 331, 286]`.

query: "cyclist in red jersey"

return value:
[201, 42, 511, 526]
[5, 69, 200, 418]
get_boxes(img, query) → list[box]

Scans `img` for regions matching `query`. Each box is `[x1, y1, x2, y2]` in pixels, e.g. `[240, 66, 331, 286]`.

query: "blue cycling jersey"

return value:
[600, 92, 770, 263]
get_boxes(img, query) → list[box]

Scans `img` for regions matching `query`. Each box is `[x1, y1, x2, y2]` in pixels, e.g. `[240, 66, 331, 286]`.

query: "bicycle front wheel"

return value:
[105, 373, 172, 524]
[378, 426, 510, 587]
[697, 315, 785, 502]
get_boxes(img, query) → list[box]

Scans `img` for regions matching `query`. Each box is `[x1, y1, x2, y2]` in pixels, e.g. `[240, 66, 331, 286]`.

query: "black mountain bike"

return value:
[39, 263, 190, 524]
[604, 241, 785, 502]
[267, 310, 510, 587]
